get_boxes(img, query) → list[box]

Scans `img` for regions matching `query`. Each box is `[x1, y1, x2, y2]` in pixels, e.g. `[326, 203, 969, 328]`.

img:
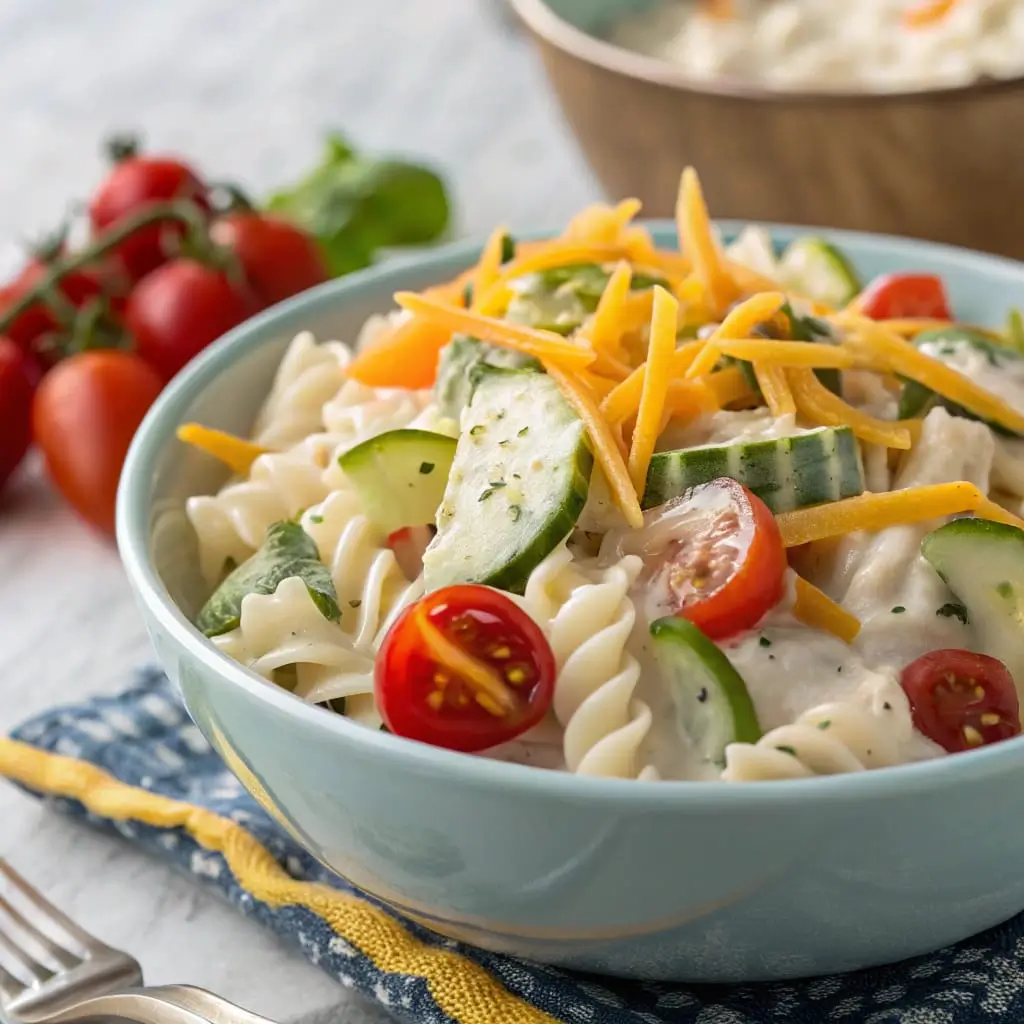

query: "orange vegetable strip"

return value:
[705, 365, 757, 407]
[545, 363, 644, 529]
[470, 224, 510, 310]
[753, 363, 796, 417]
[903, 0, 957, 28]
[838, 314, 1024, 435]
[786, 367, 911, 449]
[676, 167, 739, 313]
[665, 378, 722, 416]
[686, 291, 787, 379]
[591, 350, 633, 381]
[177, 425, 270, 476]
[578, 371, 618, 401]
[793, 577, 861, 643]
[394, 292, 594, 370]
[600, 339, 705, 424]
[628, 287, 679, 492]
[346, 316, 454, 389]
[775, 482, 1024, 548]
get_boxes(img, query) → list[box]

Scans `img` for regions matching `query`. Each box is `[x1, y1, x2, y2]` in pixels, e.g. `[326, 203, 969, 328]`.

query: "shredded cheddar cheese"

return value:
[903, 0, 958, 28]
[686, 292, 787, 379]
[753, 363, 796, 417]
[792, 577, 861, 643]
[717, 340, 856, 369]
[676, 167, 739, 314]
[393, 292, 594, 370]
[705, 365, 758, 407]
[601, 340, 706, 424]
[628, 287, 679, 493]
[588, 261, 633, 356]
[470, 224, 510, 310]
[545, 363, 644, 529]
[775, 482, 1024, 548]
[838, 314, 1024, 435]
[787, 367, 913, 449]
[177, 425, 270, 476]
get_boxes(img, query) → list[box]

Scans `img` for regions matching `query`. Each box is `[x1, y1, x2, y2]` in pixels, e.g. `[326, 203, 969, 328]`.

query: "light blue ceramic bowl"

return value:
[118, 223, 1024, 983]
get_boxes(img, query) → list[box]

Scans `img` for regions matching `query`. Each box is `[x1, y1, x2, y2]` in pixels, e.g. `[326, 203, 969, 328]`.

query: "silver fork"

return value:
[0, 860, 277, 1024]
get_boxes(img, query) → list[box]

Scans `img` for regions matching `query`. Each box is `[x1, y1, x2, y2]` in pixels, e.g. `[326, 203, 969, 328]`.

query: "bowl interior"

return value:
[539, 0, 660, 34]
[127, 220, 1024, 700]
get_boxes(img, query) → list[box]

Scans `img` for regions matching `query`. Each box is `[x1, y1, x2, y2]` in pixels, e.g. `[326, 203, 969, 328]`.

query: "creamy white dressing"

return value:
[924, 340, 1024, 412]
[610, 0, 1024, 93]
[658, 409, 799, 451]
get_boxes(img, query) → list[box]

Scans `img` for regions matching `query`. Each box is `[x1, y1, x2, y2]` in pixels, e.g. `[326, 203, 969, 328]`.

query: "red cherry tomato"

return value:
[386, 525, 436, 581]
[211, 213, 328, 307]
[900, 649, 1021, 753]
[32, 350, 163, 534]
[630, 478, 787, 640]
[0, 338, 36, 494]
[376, 584, 556, 752]
[125, 260, 255, 381]
[89, 155, 209, 280]
[857, 273, 952, 320]
[0, 260, 108, 357]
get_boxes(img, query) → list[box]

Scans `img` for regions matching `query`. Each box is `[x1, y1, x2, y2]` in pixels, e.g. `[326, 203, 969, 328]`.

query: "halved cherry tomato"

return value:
[376, 584, 556, 752]
[857, 273, 952, 321]
[628, 478, 786, 640]
[900, 649, 1021, 753]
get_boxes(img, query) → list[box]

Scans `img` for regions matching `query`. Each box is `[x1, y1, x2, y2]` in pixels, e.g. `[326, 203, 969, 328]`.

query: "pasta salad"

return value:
[182, 167, 1024, 783]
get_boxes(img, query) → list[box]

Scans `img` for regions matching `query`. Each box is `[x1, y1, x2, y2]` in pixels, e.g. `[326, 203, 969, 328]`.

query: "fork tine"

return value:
[0, 961, 25, 1003]
[0, 892, 80, 970]
[0, 861, 94, 954]
[0, 926, 54, 985]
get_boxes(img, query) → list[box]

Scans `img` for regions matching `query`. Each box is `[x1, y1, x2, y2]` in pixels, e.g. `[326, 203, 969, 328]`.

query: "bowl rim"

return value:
[118, 219, 1024, 809]
[508, 0, 1024, 104]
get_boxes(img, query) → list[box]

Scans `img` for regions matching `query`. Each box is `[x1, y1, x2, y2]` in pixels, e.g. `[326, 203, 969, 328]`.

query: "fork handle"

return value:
[149, 986, 278, 1024]
[35, 990, 218, 1024]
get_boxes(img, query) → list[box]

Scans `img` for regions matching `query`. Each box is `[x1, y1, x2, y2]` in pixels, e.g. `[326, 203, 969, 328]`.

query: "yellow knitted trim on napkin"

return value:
[0, 737, 558, 1024]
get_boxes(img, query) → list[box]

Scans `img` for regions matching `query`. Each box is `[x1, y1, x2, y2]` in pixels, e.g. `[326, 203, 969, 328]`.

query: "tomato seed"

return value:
[980, 712, 1001, 726]
[963, 725, 984, 747]
[491, 645, 511, 659]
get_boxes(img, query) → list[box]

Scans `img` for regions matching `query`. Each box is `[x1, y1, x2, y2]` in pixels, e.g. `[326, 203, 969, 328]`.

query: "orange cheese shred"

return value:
[705, 365, 758, 407]
[838, 314, 1024, 435]
[470, 225, 510, 310]
[545, 363, 644, 529]
[589, 261, 633, 357]
[753, 363, 795, 417]
[628, 287, 679, 493]
[775, 482, 1024, 548]
[676, 167, 739, 314]
[393, 292, 594, 371]
[903, 0, 957, 28]
[717, 340, 855, 369]
[686, 291, 787, 379]
[792, 577, 861, 643]
[787, 367, 912, 450]
[601, 340, 705, 424]
[177, 425, 270, 476]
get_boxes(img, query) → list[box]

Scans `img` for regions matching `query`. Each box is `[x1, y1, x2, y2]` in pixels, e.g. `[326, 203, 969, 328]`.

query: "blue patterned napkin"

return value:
[4, 668, 1024, 1024]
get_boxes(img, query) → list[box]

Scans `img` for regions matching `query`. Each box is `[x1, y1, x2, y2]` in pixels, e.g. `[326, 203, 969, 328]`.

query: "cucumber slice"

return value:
[435, 335, 540, 422]
[337, 429, 457, 535]
[423, 366, 593, 594]
[196, 521, 339, 637]
[921, 518, 1024, 685]
[643, 426, 864, 514]
[897, 329, 1024, 437]
[778, 237, 862, 308]
[650, 616, 761, 765]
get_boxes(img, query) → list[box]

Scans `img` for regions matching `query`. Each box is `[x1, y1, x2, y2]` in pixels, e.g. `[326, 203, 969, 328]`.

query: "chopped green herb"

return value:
[418, 461, 435, 475]
[488, 480, 507, 489]
[308, 514, 324, 524]
[469, 424, 486, 436]
[817, 720, 832, 731]
[775, 745, 798, 757]
[758, 636, 772, 648]
[498, 439, 511, 448]
[508, 504, 522, 522]
[478, 488, 495, 502]
[936, 602, 970, 625]
[500, 233, 516, 264]
[517, 426, 529, 437]
[349, 599, 362, 609]
[997, 581, 1015, 599]
[891, 605, 906, 614]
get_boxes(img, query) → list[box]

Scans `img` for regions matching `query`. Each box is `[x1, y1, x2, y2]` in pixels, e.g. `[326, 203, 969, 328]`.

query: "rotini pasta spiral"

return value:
[520, 545, 656, 779]
[251, 332, 350, 449]
[721, 697, 914, 781]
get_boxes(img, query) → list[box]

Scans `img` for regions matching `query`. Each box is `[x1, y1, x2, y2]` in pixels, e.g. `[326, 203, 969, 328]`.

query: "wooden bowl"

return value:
[510, 0, 1024, 258]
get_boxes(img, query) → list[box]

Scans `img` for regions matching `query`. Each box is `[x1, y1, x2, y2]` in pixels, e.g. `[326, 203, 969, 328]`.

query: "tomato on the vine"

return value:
[901, 649, 1021, 753]
[212, 213, 328, 307]
[857, 273, 952, 321]
[125, 260, 256, 381]
[613, 478, 787, 640]
[32, 351, 163, 534]
[376, 584, 556, 752]
[0, 338, 36, 495]
[89, 153, 209, 281]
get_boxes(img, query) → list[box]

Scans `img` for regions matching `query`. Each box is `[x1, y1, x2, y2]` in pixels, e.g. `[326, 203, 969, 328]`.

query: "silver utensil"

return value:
[0, 859, 276, 1024]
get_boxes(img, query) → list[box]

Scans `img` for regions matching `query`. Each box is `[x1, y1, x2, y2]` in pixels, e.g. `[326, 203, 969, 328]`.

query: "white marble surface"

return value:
[0, 2, 601, 1021]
